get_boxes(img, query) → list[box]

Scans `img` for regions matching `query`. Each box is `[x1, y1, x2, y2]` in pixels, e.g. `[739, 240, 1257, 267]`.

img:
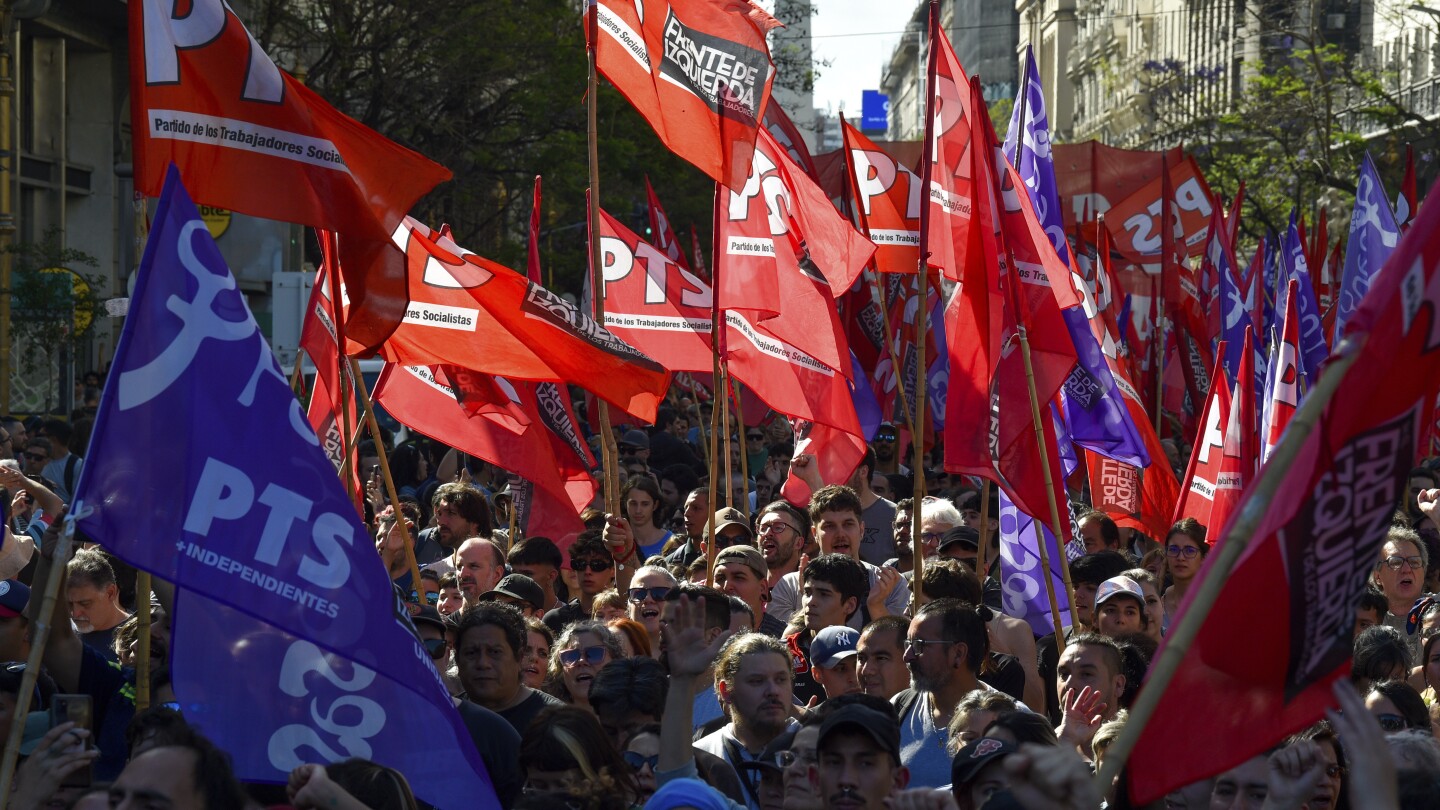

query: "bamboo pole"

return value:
[705, 182, 725, 587]
[875, 275, 918, 441]
[721, 363, 734, 509]
[976, 479, 991, 579]
[0, 515, 77, 802]
[324, 237, 358, 509]
[586, 12, 621, 517]
[909, 0, 939, 606]
[351, 359, 423, 602]
[705, 356, 722, 586]
[1094, 348, 1361, 792]
[733, 375, 749, 513]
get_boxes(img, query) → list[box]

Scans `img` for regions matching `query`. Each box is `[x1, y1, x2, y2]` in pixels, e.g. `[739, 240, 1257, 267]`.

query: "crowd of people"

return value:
[1, 396, 1440, 810]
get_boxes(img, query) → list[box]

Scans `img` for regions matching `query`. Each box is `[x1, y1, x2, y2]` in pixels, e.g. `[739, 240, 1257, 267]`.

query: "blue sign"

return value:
[861, 90, 889, 132]
[73, 166, 497, 810]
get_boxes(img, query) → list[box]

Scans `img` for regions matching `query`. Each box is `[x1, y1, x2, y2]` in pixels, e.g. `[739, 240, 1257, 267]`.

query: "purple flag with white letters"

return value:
[1004, 47, 1148, 467]
[72, 166, 497, 810]
[1335, 153, 1400, 342]
[998, 487, 1073, 636]
[1280, 220, 1329, 381]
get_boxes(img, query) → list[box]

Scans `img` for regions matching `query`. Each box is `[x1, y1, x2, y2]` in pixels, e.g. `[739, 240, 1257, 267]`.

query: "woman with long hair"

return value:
[1161, 517, 1208, 617]
[519, 706, 638, 806]
[621, 476, 673, 560]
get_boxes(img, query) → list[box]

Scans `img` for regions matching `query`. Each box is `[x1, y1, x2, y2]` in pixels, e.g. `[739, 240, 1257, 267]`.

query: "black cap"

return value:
[937, 526, 980, 553]
[951, 737, 1017, 785]
[412, 605, 447, 634]
[816, 704, 900, 762]
[480, 573, 545, 610]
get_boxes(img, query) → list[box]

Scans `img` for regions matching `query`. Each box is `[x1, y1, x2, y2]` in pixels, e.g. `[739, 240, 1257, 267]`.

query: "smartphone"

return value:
[49, 694, 92, 788]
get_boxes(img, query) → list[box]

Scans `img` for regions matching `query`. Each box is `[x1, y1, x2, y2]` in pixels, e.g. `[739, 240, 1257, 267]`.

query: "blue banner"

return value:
[72, 166, 496, 809]
[1216, 231, 1248, 386]
[1335, 153, 1400, 342]
[997, 488, 1073, 636]
[1281, 221, 1329, 381]
[1004, 46, 1148, 467]
[860, 90, 889, 132]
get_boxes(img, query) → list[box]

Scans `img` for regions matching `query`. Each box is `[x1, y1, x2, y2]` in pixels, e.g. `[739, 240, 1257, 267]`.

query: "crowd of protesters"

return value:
[2, 391, 1440, 810]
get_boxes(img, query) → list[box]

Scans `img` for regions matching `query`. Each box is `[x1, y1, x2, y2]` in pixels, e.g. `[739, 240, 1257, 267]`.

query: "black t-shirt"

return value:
[979, 651, 1026, 704]
[80, 624, 122, 663]
[496, 687, 565, 736]
[455, 700, 522, 809]
[76, 642, 133, 782]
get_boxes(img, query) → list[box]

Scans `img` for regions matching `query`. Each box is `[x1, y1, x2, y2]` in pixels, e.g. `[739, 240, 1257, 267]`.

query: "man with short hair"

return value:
[37, 419, 82, 503]
[454, 602, 564, 735]
[857, 616, 909, 701]
[453, 537, 506, 608]
[67, 549, 130, 659]
[786, 554, 870, 704]
[1356, 586, 1389, 638]
[662, 488, 712, 567]
[713, 545, 784, 636]
[695, 633, 799, 809]
[870, 422, 907, 475]
[850, 448, 896, 567]
[1055, 633, 1126, 755]
[416, 482, 493, 566]
[812, 703, 909, 810]
[809, 626, 862, 700]
[20, 439, 51, 479]
[755, 501, 809, 589]
[769, 486, 910, 630]
[1035, 550, 1132, 721]
[108, 734, 249, 810]
[1078, 510, 1123, 555]
[892, 598, 995, 788]
[1092, 575, 1150, 639]
[543, 533, 614, 632]
[3, 417, 28, 458]
[507, 537, 564, 614]
[479, 573, 546, 617]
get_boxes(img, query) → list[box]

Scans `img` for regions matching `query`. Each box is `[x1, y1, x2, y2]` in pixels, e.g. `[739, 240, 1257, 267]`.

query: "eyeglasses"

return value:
[628, 586, 672, 603]
[569, 559, 612, 573]
[21, 452, 45, 462]
[559, 645, 608, 667]
[903, 638, 957, 655]
[1384, 555, 1425, 571]
[921, 531, 943, 545]
[1324, 764, 1345, 779]
[874, 433, 897, 442]
[756, 522, 798, 537]
[623, 751, 659, 771]
[1376, 713, 1408, 732]
[423, 638, 448, 660]
[1166, 545, 1201, 559]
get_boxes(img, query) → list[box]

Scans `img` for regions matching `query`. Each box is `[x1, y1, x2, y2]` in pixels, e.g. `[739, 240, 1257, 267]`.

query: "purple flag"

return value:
[1281, 220, 1329, 381]
[73, 166, 496, 809]
[998, 487, 1073, 635]
[1005, 46, 1148, 467]
[1336, 153, 1400, 341]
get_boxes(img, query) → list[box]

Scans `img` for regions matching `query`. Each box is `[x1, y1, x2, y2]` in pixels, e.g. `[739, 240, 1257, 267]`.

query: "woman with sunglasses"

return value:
[622, 723, 663, 802]
[627, 565, 678, 659]
[1161, 518, 1208, 619]
[547, 621, 625, 713]
[1365, 679, 1433, 736]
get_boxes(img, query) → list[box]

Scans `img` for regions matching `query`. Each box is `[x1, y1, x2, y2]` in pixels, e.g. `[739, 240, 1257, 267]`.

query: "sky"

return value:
[809, 0, 919, 117]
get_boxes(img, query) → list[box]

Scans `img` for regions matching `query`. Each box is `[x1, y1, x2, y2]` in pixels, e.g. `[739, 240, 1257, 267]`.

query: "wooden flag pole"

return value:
[721, 362, 734, 509]
[705, 356, 722, 586]
[1016, 318, 1073, 646]
[131, 197, 152, 714]
[705, 183, 725, 587]
[909, 0, 939, 606]
[976, 479, 991, 579]
[586, 12, 621, 516]
[1094, 348, 1361, 793]
[0, 515, 77, 803]
[351, 359, 424, 601]
[732, 375, 749, 512]
[324, 237, 358, 509]
[874, 276, 918, 441]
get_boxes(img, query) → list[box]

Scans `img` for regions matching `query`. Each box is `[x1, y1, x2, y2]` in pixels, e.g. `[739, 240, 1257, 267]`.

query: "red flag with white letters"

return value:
[299, 253, 360, 501]
[842, 120, 922, 275]
[1260, 280, 1303, 463]
[1171, 329, 1255, 534]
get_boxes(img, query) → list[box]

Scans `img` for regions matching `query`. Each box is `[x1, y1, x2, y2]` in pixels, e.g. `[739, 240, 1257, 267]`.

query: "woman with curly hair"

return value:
[545, 621, 624, 712]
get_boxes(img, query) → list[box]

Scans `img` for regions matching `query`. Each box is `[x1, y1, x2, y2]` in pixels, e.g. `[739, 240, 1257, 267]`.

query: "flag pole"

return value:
[1094, 347, 1362, 793]
[351, 359, 424, 602]
[976, 479, 991, 579]
[874, 274, 918, 441]
[0, 514, 77, 802]
[586, 10, 621, 516]
[132, 197, 153, 714]
[733, 375, 749, 512]
[323, 234, 359, 508]
[707, 185, 723, 586]
[721, 360, 734, 509]
[909, 0, 939, 605]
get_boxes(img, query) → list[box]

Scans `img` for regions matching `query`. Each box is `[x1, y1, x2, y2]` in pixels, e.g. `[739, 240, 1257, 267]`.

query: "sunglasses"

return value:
[874, 433, 897, 442]
[559, 645, 608, 667]
[423, 638, 448, 660]
[1376, 713, 1408, 732]
[409, 590, 441, 606]
[628, 586, 672, 603]
[1166, 545, 1200, 559]
[569, 559, 612, 573]
[746, 433, 764, 440]
[623, 751, 659, 771]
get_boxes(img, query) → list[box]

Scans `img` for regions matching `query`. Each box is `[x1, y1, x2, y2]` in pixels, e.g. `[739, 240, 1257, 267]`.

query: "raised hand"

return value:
[871, 565, 901, 616]
[1264, 739, 1327, 810]
[603, 514, 634, 561]
[1326, 679, 1399, 810]
[1002, 742, 1102, 810]
[665, 594, 733, 679]
[788, 453, 823, 492]
[1056, 686, 1108, 752]
[1418, 487, 1439, 522]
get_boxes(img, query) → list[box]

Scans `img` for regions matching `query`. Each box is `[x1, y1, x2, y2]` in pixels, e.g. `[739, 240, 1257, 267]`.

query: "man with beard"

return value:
[453, 537, 506, 610]
[694, 632, 799, 810]
[662, 488, 712, 568]
[769, 486, 909, 630]
[415, 483, 493, 567]
[870, 422, 907, 475]
[713, 545, 784, 636]
[66, 549, 130, 661]
[1374, 525, 1431, 662]
[812, 702, 908, 810]
[756, 502, 810, 592]
[891, 599, 995, 788]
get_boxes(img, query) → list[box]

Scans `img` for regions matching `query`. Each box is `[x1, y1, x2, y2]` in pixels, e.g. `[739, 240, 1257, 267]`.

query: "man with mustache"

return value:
[811, 701, 908, 810]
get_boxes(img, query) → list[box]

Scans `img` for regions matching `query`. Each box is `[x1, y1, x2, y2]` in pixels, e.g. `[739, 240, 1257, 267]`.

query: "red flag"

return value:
[1399, 143, 1418, 231]
[644, 178, 692, 272]
[716, 130, 875, 375]
[838, 271, 891, 404]
[921, 27, 988, 286]
[590, 0, 777, 190]
[1129, 163, 1440, 803]
[130, 1, 449, 239]
[300, 253, 360, 503]
[841, 120, 922, 275]
[1172, 329, 1256, 534]
[375, 365, 593, 550]
[762, 100, 820, 181]
[1225, 181, 1246, 244]
[597, 208, 714, 373]
[1260, 280, 1303, 463]
[690, 224, 710, 281]
[527, 176, 544, 285]
[377, 217, 670, 420]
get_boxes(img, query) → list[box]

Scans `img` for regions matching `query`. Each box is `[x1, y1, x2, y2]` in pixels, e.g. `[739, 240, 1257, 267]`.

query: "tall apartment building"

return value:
[880, 0, 1020, 140]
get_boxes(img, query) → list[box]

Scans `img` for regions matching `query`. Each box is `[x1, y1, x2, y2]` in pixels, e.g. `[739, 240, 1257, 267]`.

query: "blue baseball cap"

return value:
[810, 625, 859, 669]
[0, 579, 29, 618]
